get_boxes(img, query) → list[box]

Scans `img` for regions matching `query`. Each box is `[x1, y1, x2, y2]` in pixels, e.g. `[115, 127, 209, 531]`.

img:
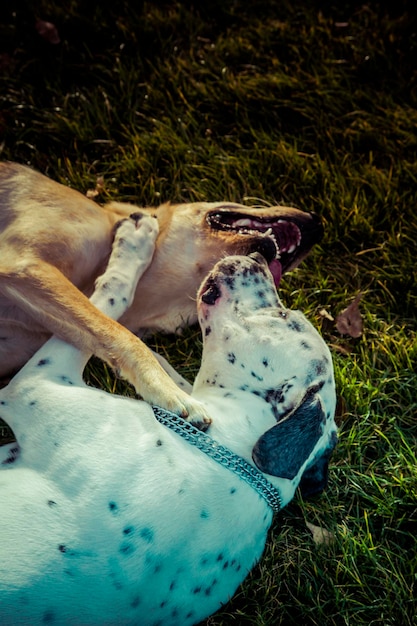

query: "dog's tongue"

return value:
[269, 259, 282, 287]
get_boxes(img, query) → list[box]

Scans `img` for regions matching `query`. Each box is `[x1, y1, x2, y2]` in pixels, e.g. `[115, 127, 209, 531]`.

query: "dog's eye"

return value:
[278, 310, 288, 318]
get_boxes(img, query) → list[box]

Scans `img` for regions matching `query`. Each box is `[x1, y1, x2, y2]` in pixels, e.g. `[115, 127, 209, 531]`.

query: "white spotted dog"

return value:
[0, 215, 337, 626]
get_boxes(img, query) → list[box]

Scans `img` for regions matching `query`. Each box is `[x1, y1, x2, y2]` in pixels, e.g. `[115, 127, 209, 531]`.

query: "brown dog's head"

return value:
[121, 201, 323, 333]
[203, 203, 323, 284]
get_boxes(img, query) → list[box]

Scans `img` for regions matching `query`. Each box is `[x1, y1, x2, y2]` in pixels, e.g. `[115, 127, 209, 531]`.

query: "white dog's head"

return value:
[195, 253, 337, 505]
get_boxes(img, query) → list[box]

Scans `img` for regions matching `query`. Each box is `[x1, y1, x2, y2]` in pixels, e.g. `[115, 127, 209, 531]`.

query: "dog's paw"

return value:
[111, 214, 159, 272]
[181, 397, 212, 431]
[115, 213, 159, 245]
[148, 385, 212, 430]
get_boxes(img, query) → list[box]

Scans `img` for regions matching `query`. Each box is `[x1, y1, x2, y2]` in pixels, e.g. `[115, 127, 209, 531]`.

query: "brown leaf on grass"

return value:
[35, 19, 61, 45]
[336, 293, 363, 338]
[86, 176, 105, 199]
[306, 521, 335, 545]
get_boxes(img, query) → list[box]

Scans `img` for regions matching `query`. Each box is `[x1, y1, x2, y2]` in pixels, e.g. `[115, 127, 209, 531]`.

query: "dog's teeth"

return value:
[287, 243, 297, 254]
[263, 227, 280, 258]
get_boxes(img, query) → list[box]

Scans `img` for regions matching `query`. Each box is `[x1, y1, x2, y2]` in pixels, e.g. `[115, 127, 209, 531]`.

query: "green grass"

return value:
[1, 0, 416, 623]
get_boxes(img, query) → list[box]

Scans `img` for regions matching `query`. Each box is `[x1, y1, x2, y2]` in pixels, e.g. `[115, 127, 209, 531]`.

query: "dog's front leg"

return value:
[0, 215, 210, 425]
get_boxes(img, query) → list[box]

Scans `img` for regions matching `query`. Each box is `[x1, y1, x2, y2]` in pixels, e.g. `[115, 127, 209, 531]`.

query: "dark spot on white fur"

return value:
[42, 610, 55, 623]
[288, 319, 305, 332]
[140, 527, 154, 543]
[37, 358, 51, 367]
[1, 445, 20, 465]
[108, 501, 118, 514]
[119, 542, 135, 555]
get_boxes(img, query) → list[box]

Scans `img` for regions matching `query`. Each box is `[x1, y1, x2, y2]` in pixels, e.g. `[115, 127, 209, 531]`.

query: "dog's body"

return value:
[0, 214, 337, 626]
[0, 161, 323, 422]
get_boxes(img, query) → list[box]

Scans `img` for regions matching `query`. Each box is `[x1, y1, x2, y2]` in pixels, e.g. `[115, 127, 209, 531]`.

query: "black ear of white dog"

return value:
[252, 390, 325, 481]
[298, 431, 337, 498]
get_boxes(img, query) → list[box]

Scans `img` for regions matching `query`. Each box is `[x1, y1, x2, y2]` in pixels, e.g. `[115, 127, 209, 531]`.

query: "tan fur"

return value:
[0, 161, 318, 419]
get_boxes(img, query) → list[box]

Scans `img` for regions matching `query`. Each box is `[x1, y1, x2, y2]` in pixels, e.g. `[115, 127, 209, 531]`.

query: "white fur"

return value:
[0, 217, 337, 625]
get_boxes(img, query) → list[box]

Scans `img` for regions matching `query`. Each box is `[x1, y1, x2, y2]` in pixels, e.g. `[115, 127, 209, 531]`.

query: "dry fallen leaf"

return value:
[86, 176, 105, 199]
[35, 19, 61, 45]
[336, 293, 363, 338]
[306, 521, 335, 545]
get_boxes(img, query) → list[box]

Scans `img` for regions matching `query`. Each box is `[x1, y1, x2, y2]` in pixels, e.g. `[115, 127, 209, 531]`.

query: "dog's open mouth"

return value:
[207, 208, 323, 287]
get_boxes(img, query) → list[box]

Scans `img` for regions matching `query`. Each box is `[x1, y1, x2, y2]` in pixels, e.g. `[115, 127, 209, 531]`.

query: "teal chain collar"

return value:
[152, 406, 282, 513]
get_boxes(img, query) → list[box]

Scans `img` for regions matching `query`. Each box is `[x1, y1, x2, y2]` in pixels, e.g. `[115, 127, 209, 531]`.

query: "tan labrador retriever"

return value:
[0, 161, 323, 422]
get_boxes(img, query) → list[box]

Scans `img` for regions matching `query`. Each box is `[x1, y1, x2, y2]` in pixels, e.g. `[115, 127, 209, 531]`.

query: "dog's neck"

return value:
[191, 387, 297, 508]
[152, 406, 282, 513]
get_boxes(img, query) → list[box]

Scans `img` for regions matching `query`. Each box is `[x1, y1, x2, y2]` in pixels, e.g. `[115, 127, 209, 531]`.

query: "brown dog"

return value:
[0, 161, 322, 422]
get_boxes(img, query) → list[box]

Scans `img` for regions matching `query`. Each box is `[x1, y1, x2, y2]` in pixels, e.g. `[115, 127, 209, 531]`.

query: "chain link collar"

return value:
[152, 406, 282, 513]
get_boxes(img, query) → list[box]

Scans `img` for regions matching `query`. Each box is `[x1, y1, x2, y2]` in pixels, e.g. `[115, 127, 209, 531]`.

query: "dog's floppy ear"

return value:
[298, 430, 337, 498]
[252, 390, 325, 480]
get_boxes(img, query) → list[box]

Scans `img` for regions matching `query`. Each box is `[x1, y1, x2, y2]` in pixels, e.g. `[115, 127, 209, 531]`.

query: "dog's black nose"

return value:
[201, 279, 222, 305]
[250, 237, 277, 264]
[305, 211, 324, 242]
